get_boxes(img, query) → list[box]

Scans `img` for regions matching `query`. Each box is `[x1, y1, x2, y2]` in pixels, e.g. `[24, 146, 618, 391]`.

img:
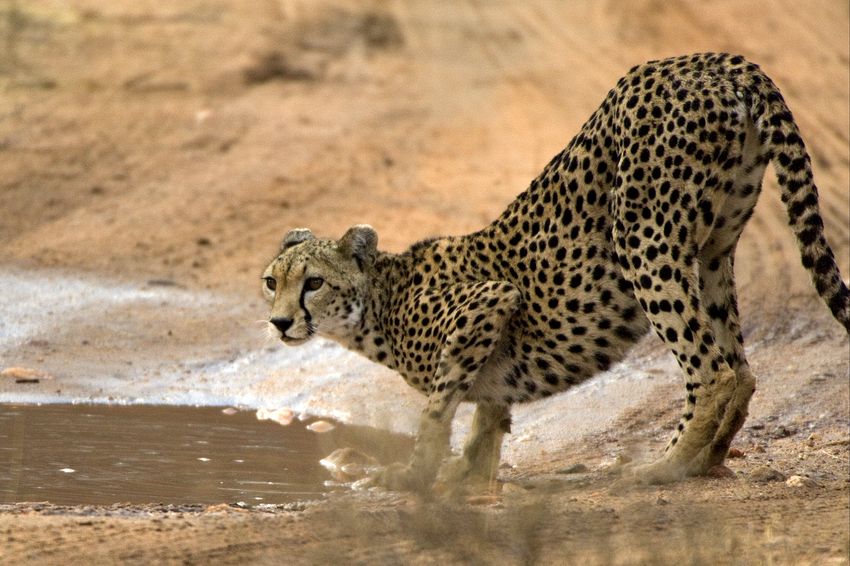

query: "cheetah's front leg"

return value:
[375, 388, 462, 492]
[373, 281, 521, 492]
[436, 403, 511, 492]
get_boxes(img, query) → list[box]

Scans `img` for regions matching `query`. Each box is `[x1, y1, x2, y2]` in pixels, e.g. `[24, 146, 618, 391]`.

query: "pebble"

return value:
[1, 367, 52, 380]
[706, 465, 737, 479]
[768, 425, 795, 439]
[306, 420, 335, 433]
[749, 465, 785, 483]
[786, 475, 818, 488]
[556, 463, 589, 474]
[221, 407, 238, 415]
[256, 408, 295, 426]
[727, 447, 745, 458]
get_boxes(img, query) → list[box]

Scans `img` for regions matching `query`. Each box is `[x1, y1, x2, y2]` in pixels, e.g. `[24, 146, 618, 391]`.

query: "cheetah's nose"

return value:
[270, 317, 294, 334]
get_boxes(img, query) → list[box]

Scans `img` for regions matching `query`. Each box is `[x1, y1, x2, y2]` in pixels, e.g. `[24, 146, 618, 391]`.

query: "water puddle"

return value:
[0, 404, 411, 505]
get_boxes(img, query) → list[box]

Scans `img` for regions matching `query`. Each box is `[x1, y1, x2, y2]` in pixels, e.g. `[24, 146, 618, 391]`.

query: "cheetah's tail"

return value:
[739, 59, 850, 333]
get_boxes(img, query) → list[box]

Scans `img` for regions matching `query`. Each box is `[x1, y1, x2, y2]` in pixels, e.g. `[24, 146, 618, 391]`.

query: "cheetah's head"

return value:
[261, 225, 378, 345]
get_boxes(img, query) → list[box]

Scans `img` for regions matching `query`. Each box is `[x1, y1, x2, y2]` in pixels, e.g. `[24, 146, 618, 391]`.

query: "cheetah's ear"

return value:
[339, 224, 378, 270]
[281, 228, 315, 250]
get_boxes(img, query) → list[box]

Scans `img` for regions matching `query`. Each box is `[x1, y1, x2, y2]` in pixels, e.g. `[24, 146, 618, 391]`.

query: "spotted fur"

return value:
[263, 53, 849, 490]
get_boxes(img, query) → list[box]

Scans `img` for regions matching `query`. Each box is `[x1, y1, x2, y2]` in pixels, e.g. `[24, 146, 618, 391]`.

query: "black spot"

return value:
[815, 255, 833, 275]
[594, 352, 611, 370]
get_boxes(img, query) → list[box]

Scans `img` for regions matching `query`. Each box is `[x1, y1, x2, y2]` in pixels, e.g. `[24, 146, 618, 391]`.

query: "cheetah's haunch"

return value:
[263, 53, 850, 491]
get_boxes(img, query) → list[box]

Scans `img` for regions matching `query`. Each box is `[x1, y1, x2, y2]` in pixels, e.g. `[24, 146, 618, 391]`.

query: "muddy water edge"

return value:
[0, 404, 411, 506]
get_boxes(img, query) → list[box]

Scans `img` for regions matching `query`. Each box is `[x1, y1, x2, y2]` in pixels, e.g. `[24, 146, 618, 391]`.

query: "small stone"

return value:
[196, 237, 212, 246]
[306, 420, 335, 433]
[1, 367, 52, 380]
[221, 407, 238, 415]
[656, 496, 669, 505]
[769, 425, 795, 439]
[750, 465, 785, 483]
[707, 465, 737, 479]
[256, 408, 295, 426]
[786, 475, 817, 488]
[727, 447, 745, 458]
[556, 463, 589, 474]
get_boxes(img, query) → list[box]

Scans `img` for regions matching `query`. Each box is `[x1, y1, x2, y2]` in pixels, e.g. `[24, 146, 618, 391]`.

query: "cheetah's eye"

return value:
[264, 277, 277, 292]
[304, 277, 324, 291]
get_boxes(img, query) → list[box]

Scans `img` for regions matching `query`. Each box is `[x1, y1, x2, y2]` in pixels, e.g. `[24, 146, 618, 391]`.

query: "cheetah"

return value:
[262, 53, 850, 490]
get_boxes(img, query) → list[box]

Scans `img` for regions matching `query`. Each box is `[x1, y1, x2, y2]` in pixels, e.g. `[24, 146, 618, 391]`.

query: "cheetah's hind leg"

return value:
[686, 251, 757, 475]
[685, 158, 764, 475]
[613, 202, 738, 484]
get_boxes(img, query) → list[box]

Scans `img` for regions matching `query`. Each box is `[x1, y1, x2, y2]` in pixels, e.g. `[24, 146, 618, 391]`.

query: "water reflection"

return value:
[0, 404, 410, 505]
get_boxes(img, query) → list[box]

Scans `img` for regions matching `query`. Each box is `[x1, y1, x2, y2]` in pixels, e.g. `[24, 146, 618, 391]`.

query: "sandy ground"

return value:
[1, 0, 849, 563]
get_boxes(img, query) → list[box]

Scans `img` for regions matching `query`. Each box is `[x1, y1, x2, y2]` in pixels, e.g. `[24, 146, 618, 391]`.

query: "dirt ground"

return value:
[1, 0, 849, 564]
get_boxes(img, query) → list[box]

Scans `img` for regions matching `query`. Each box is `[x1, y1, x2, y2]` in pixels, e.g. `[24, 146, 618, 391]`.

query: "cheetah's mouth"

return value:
[280, 335, 311, 346]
